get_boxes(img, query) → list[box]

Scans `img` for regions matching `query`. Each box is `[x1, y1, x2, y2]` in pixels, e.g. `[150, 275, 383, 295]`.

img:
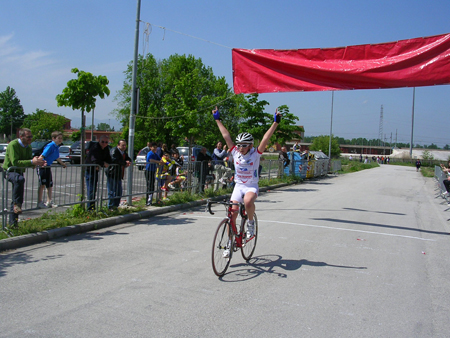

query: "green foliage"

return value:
[97, 122, 112, 131]
[422, 150, 434, 160]
[21, 109, 67, 139]
[339, 160, 379, 173]
[56, 68, 110, 113]
[0, 86, 25, 138]
[310, 135, 341, 157]
[113, 54, 301, 152]
[71, 130, 81, 142]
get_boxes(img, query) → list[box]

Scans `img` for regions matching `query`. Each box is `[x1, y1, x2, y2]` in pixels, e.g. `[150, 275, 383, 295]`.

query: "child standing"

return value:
[37, 131, 67, 208]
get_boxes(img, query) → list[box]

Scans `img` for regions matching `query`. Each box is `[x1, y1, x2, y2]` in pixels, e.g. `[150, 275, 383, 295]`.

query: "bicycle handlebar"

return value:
[206, 199, 247, 218]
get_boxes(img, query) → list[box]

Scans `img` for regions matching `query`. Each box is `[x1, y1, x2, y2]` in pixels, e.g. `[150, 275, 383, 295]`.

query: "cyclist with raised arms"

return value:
[212, 106, 281, 241]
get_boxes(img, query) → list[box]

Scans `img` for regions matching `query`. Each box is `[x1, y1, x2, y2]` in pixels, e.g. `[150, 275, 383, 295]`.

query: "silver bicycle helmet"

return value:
[235, 132, 254, 144]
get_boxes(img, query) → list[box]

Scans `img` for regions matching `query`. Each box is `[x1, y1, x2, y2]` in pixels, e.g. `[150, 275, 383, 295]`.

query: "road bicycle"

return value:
[206, 199, 258, 277]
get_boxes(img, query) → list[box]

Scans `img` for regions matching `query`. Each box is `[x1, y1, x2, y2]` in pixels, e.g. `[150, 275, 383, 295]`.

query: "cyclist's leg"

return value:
[243, 191, 257, 222]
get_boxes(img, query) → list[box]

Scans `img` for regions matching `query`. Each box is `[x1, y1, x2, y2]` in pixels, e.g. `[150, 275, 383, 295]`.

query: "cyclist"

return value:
[212, 106, 281, 242]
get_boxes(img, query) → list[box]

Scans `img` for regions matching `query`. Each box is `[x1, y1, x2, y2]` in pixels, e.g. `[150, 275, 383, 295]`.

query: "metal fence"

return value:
[434, 165, 450, 205]
[1, 160, 286, 230]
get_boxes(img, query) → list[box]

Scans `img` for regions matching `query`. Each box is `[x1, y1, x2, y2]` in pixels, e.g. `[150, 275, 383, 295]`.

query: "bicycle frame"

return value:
[207, 200, 247, 246]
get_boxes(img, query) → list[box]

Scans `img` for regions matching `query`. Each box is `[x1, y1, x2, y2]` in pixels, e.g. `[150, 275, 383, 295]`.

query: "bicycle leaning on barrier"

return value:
[206, 199, 258, 277]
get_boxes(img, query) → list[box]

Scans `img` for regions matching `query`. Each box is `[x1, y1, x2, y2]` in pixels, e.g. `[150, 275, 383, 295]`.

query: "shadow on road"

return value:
[219, 254, 366, 282]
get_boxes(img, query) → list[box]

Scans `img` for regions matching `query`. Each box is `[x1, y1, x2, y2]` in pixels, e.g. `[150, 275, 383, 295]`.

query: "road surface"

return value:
[1, 165, 450, 337]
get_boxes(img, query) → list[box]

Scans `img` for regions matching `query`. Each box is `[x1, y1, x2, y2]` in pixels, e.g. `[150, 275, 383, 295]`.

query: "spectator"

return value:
[2, 128, 46, 227]
[145, 142, 162, 206]
[157, 151, 175, 199]
[106, 139, 131, 210]
[168, 152, 186, 190]
[169, 144, 178, 155]
[293, 141, 300, 152]
[212, 141, 232, 189]
[279, 146, 290, 168]
[441, 162, 450, 196]
[85, 135, 111, 211]
[155, 142, 162, 158]
[415, 159, 421, 172]
[197, 147, 213, 192]
[37, 131, 67, 209]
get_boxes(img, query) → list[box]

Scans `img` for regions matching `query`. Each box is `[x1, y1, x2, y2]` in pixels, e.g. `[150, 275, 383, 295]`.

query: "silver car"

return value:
[0, 143, 8, 162]
[58, 145, 71, 163]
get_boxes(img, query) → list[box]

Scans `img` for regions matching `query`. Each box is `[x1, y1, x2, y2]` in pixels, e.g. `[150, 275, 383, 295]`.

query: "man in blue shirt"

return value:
[145, 142, 162, 205]
[37, 131, 67, 208]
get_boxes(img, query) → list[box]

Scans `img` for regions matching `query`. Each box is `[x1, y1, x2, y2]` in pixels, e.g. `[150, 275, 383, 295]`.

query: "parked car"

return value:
[0, 143, 8, 162]
[176, 146, 211, 163]
[31, 140, 52, 158]
[69, 141, 97, 164]
[136, 147, 149, 170]
[58, 145, 71, 163]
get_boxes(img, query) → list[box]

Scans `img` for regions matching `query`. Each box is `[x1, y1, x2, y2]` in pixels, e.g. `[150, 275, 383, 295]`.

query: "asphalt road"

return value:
[1, 165, 450, 337]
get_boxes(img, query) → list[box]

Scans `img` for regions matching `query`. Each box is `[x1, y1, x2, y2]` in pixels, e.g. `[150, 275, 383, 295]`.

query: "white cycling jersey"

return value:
[231, 145, 262, 185]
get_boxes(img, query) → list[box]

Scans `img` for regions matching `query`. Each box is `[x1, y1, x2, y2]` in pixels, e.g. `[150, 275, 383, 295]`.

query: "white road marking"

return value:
[183, 214, 436, 242]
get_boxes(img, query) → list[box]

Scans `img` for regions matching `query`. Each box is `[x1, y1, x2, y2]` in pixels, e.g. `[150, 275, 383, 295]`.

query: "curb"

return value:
[0, 182, 292, 252]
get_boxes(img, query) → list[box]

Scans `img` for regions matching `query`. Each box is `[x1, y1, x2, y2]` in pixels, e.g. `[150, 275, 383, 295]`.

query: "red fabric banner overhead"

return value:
[232, 33, 450, 94]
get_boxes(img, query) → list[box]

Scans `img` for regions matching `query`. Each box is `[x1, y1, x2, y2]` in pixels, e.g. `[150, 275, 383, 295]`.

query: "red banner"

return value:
[232, 33, 450, 94]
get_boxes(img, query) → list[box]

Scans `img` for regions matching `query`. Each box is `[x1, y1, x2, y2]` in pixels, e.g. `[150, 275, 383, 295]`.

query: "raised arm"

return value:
[212, 107, 234, 150]
[258, 109, 281, 153]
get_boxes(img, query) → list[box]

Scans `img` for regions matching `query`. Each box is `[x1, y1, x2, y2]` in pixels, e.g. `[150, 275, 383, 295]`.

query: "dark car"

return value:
[31, 140, 52, 158]
[69, 141, 97, 164]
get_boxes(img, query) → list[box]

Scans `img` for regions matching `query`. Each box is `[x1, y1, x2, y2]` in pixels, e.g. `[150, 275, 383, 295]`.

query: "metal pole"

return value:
[91, 108, 94, 141]
[127, 0, 141, 205]
[328, 91, 334, 158]
[409, 87, 415, 157]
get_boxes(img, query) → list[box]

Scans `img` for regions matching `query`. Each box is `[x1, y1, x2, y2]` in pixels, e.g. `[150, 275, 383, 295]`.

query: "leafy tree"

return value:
[21, 109, 67, 139]
[422, 150, 434, 160]
[114, 53, 302, 152]
[236, 94, 302, 149]
[71, 130, 81, 142]
[56, 68, 110, 203]
[86, 124, 95, 131]
[97, 122, 111, 131]
[0, 86, 25, 138]
[309, 135, 341, 158]
[444, 144, 450, 150]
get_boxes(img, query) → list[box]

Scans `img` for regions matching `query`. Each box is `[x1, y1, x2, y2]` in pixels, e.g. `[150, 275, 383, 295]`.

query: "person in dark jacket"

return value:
[106, 139, 131, 209]
[197, 147, 212, 192]
[85, 135, 112, 210]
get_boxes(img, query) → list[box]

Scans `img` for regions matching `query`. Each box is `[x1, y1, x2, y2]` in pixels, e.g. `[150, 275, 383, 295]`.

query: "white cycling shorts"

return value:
[230, 183, 259, 203]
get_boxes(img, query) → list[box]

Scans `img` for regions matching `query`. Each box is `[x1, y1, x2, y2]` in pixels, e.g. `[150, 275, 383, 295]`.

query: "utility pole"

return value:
[379, 105, 383, 147]
[127, 0, 141, 205]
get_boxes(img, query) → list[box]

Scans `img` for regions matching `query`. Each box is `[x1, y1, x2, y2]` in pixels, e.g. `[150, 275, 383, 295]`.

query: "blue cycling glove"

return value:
[274, 110, 281, 123]
[213, 109, 221, 121]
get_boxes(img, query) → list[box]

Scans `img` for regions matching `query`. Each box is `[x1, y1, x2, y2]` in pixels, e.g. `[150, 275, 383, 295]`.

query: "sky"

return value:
[1, 0, 450, 147]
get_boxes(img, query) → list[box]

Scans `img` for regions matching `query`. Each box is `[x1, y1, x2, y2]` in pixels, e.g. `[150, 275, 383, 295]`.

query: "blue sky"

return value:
[1, 0, 449, 146]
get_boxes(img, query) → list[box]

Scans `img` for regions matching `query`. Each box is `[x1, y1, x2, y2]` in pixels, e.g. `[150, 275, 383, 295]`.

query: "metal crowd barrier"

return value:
[1, 159, 285, 229]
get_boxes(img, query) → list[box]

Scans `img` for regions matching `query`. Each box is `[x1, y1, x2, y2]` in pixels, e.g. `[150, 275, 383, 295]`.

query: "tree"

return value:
[56, 68, 110, 203]
[236, 94, 303, 149]
[97, 122, 111, 131]
[309, 135, 341, 158]
[21, 109, 67, 140]
[422, 150, 434, 160]
[0, 86, 25, 138]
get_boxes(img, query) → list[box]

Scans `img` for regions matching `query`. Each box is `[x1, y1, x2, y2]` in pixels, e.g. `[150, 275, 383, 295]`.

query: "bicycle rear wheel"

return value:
[241, 213, 258, 261]
[212, 219, 234, 277]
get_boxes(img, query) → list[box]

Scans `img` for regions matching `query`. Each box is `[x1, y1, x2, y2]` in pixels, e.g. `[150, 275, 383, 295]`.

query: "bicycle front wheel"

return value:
[241, 213, 258, 261]
[212, 219, 234, 277]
